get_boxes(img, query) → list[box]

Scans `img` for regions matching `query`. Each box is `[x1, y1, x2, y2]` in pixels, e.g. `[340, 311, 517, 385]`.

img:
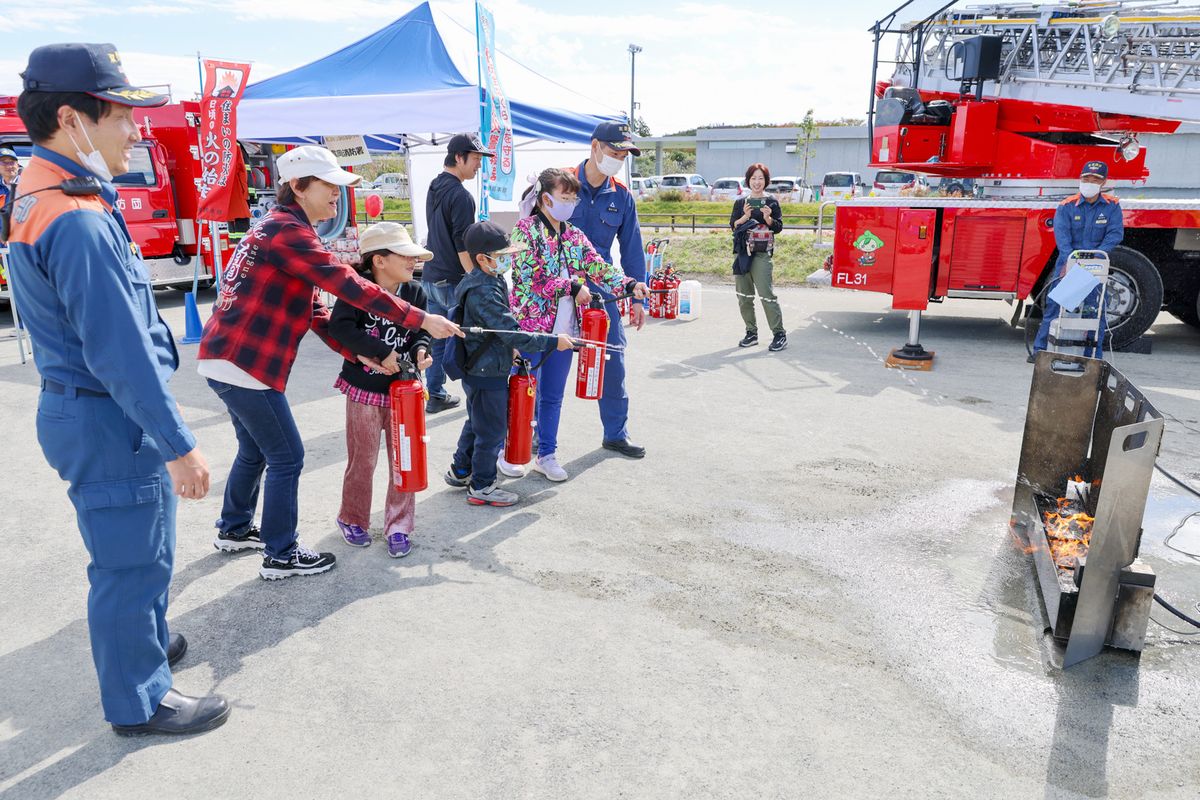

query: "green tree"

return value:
[797, 109, 819, 186]
[632, 116, 651, 137]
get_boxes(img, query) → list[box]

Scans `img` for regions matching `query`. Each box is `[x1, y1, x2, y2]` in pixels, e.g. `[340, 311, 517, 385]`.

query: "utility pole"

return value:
[628, 43, 642, 184]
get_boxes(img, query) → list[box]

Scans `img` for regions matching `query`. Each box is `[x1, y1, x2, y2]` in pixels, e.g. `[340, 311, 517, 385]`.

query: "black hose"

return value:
[1154, 593, 1200, 628]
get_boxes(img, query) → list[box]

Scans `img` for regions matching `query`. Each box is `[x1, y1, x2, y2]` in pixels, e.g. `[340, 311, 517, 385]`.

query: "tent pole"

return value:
[403, 135, 416, 233]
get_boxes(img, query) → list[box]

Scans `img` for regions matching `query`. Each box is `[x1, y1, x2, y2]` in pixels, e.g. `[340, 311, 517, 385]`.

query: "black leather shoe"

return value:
[425, 394, 461, 414]
[1026, 353, 1037, 364]
[111, 689, 230, 737]
[167, 633, 187, 668]
[602, 438, 646, 459]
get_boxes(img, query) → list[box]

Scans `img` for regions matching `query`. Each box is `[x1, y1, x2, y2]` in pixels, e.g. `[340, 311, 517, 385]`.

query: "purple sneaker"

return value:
[386, 532, 412, 558]
[337, 520, 371, 548]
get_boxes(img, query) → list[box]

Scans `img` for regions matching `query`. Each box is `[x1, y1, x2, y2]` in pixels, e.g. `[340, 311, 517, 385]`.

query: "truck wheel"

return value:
[1104, 245, 1163, 349]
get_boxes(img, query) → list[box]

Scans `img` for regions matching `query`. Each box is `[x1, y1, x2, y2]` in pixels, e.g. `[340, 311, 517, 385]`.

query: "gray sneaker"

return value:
[532, 453, 568, 482]
[466, 483, 519, 507]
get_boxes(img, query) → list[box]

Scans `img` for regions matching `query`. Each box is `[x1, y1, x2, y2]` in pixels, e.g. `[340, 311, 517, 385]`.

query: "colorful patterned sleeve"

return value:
[573, 227, 628, 294]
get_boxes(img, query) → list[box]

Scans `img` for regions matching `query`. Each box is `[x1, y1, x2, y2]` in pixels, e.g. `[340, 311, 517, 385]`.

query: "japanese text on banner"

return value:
[197, 59, 251, 222]
[476, 3, 514, 201]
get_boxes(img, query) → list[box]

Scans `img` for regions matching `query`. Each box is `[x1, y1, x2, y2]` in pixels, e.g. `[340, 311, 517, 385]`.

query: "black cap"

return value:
[22, 43, 168, 108]
[1081, 160, 1109, 179]
[448, 133, 492, 157]
[592, 121, 641, 156]
[464, 220, 526, 259]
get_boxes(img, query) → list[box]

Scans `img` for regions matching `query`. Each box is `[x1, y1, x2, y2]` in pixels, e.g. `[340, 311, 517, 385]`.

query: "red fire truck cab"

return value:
[0, 96, 360, 295]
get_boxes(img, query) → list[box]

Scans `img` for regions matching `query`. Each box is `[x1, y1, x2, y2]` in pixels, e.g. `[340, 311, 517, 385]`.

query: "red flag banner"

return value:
[197, 59, 251, 222]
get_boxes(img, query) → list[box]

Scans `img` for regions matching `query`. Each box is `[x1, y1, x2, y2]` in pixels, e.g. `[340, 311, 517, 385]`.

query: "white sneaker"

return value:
[497, 455, 525, 478]
[532, 453, 568, 482]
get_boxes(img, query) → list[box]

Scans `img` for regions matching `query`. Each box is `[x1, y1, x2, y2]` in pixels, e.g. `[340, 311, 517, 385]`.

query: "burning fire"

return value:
[1042, 476, 1095, 570]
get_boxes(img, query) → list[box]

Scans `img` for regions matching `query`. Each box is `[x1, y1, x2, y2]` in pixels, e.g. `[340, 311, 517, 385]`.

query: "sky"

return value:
[0, 0, 942, 135]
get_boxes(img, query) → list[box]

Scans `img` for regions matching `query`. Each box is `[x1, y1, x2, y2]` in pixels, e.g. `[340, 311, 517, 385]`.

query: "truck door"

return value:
[113, 141, 177, 260]
[946, 210, 1025, 294]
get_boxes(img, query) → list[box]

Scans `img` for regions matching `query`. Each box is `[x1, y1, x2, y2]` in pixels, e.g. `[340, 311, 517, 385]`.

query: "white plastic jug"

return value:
[676, 280, 702, 320]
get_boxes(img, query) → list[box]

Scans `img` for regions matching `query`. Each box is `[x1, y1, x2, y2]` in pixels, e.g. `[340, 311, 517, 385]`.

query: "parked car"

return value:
[820, 171, 865, 201]
[709, 176, 747, 201]
[659, 173, 710, 197]
[871, 170, 929, 197]
[766, 176, 815, 203]
[936, 177, 977, 197]
[360, 172, 409, 199]
[630, 176, 659, 200]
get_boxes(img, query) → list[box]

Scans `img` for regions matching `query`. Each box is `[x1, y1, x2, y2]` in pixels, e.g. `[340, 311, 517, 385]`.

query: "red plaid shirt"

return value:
[198, 204, 425, 391]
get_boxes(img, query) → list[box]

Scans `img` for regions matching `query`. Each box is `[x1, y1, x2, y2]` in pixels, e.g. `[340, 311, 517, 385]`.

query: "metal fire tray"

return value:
[1011, 352, 1163, 667]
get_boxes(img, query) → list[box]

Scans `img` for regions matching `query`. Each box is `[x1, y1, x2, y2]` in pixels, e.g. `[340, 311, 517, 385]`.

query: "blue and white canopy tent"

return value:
[238, 1, 623, 236]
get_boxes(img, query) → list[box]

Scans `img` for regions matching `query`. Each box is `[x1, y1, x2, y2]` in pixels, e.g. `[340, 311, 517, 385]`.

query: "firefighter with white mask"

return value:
[1031, 160, 1124, 361]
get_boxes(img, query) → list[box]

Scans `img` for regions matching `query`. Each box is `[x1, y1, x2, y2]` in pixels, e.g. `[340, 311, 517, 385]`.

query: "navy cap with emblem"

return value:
[21, 43, 169, 108]
[592, 121, 641, 156]
[0, 148, 17, 161]
[1080, 160, 1108, 179]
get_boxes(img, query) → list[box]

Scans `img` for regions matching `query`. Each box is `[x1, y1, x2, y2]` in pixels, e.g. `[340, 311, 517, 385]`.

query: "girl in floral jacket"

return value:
[501, 167, 635, 482]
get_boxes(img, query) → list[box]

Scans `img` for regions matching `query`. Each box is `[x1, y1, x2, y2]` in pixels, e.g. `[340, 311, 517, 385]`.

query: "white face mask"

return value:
[68, 111, 113, 182]
[597, 152, 625, 177]
[1078, 181, 1101, 199]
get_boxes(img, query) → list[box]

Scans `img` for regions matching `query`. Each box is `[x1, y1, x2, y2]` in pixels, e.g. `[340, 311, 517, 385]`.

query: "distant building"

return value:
[637, 124, 1200, 198]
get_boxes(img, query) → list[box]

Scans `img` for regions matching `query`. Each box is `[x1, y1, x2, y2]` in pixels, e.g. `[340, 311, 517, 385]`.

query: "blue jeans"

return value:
[207, 379, 304, 560]
[452, 380, 507, 490]
[424, 279, 457, 400]
[519, 347, 574, 458]
[36, 390, 176, 724]
[1033, 280, 1107, 358]
[591, 284, 631, 442]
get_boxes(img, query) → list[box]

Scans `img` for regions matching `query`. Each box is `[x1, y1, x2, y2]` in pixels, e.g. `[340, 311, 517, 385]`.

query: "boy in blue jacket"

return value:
[446, 221, 574, 506]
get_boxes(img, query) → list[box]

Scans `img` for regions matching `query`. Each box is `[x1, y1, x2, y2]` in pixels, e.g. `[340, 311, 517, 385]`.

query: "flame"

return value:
[1042, 487, 1095, 570]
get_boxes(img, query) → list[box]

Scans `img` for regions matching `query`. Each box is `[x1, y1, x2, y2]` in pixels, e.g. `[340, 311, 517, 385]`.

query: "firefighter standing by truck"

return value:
[1031, 161, 1124, 361]
[6, 43, 227, 736]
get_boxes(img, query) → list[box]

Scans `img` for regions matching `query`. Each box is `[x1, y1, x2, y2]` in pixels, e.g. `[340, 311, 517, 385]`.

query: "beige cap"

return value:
[359, 222, 433, 261]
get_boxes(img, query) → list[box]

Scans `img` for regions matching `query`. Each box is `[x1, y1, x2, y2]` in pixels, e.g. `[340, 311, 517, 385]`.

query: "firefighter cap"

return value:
[592, 121, 641, 156]
[21, 43, 169, 108]
[276, 145, 362, 187]
[1081, 160, 1109, 179]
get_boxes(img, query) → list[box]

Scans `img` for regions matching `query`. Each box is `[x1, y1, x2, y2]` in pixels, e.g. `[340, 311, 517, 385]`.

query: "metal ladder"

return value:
[892, 1, 1200, 123]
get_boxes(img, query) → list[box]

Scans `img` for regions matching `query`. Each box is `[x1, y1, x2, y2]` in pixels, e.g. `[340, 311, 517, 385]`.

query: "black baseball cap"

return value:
[448, 133, 492, 156]
[21, 43, 169, 108]
[464, 220, 526, 259]
[1081, 160, 1109, 179]
[592, 121, 641, 156]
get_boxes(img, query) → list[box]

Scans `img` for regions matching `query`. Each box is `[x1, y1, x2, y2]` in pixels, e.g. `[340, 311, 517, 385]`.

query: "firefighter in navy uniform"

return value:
[6, 43, 228, 736]
[568, 122, 650, 458]
[1031, 160, 1124, 361]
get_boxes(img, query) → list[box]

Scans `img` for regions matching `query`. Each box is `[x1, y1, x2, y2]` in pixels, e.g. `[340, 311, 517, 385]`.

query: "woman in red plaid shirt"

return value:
[198, 146, 461, 581]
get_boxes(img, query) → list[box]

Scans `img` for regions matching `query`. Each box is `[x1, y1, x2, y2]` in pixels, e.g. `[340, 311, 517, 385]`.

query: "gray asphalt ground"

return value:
[2, 281, 1200, 799]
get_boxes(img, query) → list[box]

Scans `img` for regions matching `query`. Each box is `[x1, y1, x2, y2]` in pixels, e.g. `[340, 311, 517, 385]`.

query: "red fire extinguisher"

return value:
[505, 358, 538, 465]
[389, 364, 428, 492]
[649, 270, 666, 318]
[576, 298, 610, 400]
[663, 267, 681, 319]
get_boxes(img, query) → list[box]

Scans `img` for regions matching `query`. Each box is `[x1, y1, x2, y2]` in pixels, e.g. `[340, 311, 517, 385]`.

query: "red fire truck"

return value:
[828, 2, 1200, 359]
[0, 96, 359, 295]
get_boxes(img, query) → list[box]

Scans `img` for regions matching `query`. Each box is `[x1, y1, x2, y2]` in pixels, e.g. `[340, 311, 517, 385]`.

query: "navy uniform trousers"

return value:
[37, 388, 176, 725]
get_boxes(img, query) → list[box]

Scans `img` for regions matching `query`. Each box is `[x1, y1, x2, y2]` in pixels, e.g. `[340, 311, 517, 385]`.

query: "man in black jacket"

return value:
[445, 221, 573, 507]
[423, 133, 492, 414]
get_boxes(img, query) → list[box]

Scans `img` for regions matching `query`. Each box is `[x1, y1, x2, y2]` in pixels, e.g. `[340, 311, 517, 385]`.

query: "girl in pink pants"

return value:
[328, 223, 434, 557]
